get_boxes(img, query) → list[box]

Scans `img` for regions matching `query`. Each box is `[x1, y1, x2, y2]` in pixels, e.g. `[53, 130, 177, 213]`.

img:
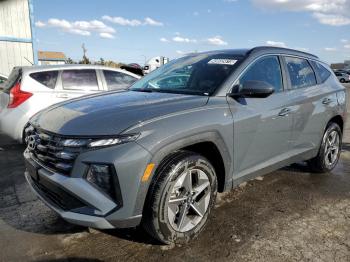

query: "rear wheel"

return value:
[142, 151, 217, 244]
[340, 78, 346, 83]
[308, 122, 342, 173]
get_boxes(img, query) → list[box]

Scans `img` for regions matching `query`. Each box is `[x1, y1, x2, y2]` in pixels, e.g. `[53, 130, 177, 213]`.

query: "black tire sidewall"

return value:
[150, 152, 217, 244]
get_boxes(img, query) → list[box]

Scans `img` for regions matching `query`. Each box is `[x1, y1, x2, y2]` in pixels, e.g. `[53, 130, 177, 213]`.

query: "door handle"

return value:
[56, 93, 69, 98]
[278, 108, 291, 117]
[322, 98, 332, 105]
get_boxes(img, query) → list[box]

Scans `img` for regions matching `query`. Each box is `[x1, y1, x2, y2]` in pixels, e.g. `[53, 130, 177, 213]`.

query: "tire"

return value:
[340, 78, 345, 83]
[142, 151, 217, 244]
[308, 122, 342, 173]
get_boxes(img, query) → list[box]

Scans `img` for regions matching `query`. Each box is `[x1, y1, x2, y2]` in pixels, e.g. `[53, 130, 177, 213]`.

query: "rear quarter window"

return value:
[310, 61, 331, 83]
[30, 71, 58, 89]
[103, 70, 138, 90]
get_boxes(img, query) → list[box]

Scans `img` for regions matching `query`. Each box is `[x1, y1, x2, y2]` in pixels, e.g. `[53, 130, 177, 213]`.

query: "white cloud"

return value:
[344, 44, 350, 49]
[341, 39, 348, 43]
[224, 0, 238, 2]
[266, 40, 287, 48]
[35, 21, 46, 27]
[100, 32, 115, 39]
[144, 17, 163, 26]
[176, 50, 186, 54]
[173, 36, 197, 43]
[313, 12, 350, 26]
[46, 18, 115, 37]
[252, 0, 350, 26]
[160, 37, 170, 42]
[206, 36, 228, 46]
[324, 47, 337, 51]
[102, 16, 163, 26]
[193, 11, 199, 16]
[102, 16, 142, 26]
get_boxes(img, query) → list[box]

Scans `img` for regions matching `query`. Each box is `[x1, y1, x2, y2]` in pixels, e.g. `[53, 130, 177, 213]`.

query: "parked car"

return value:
[24, 47, 347, 244]
[0, 65, 140, 142]
[335, 71, 350, 83]
[120, 63, 144, 76]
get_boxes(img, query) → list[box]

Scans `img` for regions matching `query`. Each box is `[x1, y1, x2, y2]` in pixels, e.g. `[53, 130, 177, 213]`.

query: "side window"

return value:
[62, 70, 98, 91]
[335, 72, 341, 76]
[30, 71, 58, 89]
[285, 57, 317, 89]
[103, 70, 137, 90]
[238, 56, 283, 93]
[310, 61, 331, 83]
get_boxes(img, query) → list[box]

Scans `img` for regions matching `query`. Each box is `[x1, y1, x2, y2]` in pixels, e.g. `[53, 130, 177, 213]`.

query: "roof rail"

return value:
[248, 46, 319, 59]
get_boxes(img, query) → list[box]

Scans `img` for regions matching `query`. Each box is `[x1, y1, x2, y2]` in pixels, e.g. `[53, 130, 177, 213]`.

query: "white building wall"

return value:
[0, 0, 34, 76]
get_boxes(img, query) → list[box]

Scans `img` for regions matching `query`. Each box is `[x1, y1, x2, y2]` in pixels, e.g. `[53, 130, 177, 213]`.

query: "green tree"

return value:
[66, 57, 75, 64]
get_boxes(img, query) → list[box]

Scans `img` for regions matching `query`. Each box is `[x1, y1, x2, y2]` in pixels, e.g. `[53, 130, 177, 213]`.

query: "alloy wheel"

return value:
[324, 130, 340, 168]
[167, 168, 211, 233]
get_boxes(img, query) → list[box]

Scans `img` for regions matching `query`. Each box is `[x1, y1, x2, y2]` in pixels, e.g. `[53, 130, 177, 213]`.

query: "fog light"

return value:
[86, 164, 114, 198]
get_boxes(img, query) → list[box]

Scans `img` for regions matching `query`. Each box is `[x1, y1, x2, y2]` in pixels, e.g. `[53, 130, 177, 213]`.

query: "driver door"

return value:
[227, 55, 294, 178]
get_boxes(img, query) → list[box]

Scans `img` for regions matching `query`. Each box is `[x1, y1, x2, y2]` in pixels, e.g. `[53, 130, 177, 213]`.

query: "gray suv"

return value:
[24, 47, 347, 244]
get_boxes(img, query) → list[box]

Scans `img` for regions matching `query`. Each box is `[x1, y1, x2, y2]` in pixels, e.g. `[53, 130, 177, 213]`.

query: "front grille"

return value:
[25, 126, 82, 176]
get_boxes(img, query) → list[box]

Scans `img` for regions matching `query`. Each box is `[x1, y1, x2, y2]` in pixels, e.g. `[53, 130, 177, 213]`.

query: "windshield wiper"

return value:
[130, 88, 155, 93]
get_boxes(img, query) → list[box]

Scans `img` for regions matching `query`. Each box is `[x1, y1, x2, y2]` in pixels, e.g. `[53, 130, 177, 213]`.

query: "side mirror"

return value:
[228, 80, 275, 98]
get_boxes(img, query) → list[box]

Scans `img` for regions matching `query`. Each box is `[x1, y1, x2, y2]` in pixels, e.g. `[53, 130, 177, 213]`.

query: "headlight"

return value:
[87, 134, 139, 148]
[59, 134, 139, 148]
[61, 139, 88, 147]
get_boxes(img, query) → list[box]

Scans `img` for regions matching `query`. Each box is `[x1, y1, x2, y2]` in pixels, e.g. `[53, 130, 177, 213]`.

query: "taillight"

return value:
[8, 82, 32, 108]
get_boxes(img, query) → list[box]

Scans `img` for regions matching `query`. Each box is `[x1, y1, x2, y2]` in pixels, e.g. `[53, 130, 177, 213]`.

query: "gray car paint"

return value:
[26, 47, 347, 229]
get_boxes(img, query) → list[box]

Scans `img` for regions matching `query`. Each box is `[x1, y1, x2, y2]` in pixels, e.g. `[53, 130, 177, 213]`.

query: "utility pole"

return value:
[82, 43, 87, 58]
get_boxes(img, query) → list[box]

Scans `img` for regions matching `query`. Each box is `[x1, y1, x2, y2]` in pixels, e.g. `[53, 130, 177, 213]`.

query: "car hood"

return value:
[31, 90, 209, 136]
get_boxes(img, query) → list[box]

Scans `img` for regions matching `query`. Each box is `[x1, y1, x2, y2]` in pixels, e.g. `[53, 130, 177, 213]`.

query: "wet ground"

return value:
[1, 84, 350, 262]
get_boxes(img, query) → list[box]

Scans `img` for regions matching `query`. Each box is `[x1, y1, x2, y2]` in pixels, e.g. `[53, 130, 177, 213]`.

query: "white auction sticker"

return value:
[208, 59, 237, 65]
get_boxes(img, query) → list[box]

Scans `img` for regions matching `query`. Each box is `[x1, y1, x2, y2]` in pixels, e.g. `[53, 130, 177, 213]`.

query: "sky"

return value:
[33, 0, 350, 65]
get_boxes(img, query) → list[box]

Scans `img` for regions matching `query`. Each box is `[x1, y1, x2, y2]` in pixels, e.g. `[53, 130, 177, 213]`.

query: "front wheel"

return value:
[142, 151, 217, 244]
[340, 78, 346, 83]
[308, 122, 342, 173]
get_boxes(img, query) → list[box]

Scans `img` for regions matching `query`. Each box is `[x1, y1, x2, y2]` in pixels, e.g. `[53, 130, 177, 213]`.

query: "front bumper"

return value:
[24, 141, 153, 229]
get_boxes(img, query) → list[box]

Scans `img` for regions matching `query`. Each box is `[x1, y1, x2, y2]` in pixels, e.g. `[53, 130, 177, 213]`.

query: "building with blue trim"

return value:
[0, 0, 37, 75]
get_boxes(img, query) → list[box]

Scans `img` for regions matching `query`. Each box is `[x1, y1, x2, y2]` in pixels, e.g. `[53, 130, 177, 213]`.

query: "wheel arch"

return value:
[328, 115, 344, 133]
[133, 132, 233, 217]
[149, 132, 231, 193]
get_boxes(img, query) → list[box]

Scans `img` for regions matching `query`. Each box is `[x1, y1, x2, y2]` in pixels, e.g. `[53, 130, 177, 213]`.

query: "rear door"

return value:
[101, 70, 138, 91]
[54, 69, 102, 102]
[282, 56, 337, 154]
[229, 55, 294, 177]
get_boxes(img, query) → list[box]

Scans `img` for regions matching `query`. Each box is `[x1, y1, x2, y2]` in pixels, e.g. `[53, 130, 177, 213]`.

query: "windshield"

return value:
[130, 53, 243, 96]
